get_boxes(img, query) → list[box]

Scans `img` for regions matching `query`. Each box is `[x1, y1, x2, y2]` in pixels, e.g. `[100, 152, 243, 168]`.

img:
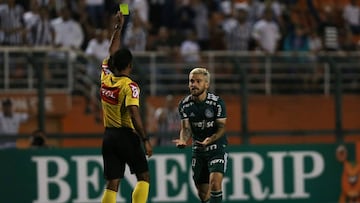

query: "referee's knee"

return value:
[136, 171, 150, 182]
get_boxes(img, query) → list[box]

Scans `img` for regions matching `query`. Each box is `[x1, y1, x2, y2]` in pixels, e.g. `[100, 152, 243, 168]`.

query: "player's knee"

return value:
[136, 171, 150, 182]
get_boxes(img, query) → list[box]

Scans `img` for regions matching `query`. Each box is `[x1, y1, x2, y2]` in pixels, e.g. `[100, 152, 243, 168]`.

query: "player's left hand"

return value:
[196, 137, 212, 146]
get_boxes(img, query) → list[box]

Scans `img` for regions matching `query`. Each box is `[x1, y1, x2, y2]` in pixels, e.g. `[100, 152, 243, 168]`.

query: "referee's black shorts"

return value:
[102, 127, 149, 180]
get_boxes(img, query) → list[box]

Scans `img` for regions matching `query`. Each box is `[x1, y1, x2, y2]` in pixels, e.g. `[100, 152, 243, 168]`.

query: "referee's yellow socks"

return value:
[132, 181, 150, 203]
[101, 189, 116, 203]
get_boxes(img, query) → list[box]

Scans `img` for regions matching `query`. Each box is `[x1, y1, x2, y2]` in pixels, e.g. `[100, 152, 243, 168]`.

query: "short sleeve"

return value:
[124, 82, 140, 107]
[216, 98, 227, 119]
[178, 101, 188, 119]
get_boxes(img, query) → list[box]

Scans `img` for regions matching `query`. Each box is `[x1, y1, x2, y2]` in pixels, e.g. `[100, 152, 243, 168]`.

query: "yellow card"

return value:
[119, 3, 129, 15]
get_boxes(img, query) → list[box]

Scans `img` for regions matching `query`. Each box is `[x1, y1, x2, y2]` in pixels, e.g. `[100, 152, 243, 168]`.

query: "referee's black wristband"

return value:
[142, 136, 149, 142]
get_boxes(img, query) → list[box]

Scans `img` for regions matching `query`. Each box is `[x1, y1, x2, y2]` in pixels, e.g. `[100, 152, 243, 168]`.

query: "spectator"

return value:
[343, 0, 360, 34]
[307, 1, 341, 51]
[282, 24, 311, 92]
[0, 99, 31, 149]
[283, 24, 309, 52]
[149, 26, 181, 95]
[29, 6, 55, 46]
[23, 0, 40, 45]
[180, 30, 201, 64]
[74, 0, 97, 51]
[175, 0, 196, 39]
[252, 7, 281, 54]
[123, 10, 147, 51]
[0, 0, 25, 45]
[27, 6, 55, 88]
[84, 0, 105, 28]
[53, 7, 84, 51]
[191, 0, 210, 50]
[221, 5, 238, 36]
[224, 7, 253, 51]
[85, 29, 110, 77]
[29, 129, 48, 148]
[131, 0, 150, 30]
[208, 11, 226, 50]
[148, 0, 166, 34]
[150, 26, 178, 53]
[37, 0, 61, 19]
[154, 95, 181, 146]
[244, 0, 263, 25]
[257, 0, 283, 23]
[318, 7, 341, 51]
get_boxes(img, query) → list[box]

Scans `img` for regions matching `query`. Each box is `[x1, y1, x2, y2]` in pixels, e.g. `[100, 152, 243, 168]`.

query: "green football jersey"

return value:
[178, 92, 227, 152]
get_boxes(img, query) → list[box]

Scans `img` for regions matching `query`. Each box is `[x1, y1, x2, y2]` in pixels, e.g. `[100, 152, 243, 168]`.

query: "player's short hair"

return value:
[189, 67, 210, 83]
[111, 48, 133, 71]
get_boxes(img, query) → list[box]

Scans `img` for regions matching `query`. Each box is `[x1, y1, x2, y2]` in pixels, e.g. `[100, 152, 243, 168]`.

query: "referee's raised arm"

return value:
[109, 11, 124, 56]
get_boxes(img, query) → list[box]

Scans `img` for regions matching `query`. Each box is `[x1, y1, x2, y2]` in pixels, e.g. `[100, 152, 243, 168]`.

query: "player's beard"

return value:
[190, 87, 205, 97]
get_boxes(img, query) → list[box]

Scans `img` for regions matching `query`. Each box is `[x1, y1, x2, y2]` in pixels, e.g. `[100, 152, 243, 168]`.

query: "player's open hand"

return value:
[196, 137, 212, 146]
[172, 139, 187, 149]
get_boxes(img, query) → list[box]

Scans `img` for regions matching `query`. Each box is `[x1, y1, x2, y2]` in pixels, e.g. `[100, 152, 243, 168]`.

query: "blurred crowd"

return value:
[1, 0, 360, 59]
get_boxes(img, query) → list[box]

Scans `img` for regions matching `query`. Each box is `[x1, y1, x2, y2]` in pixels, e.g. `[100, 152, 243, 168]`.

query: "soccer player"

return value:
[100, 11, 152, 203]
[173, 67, 228, 203]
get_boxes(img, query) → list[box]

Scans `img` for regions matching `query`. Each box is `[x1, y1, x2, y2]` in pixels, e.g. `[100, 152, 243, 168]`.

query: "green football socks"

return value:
[210, 190, 223, 203]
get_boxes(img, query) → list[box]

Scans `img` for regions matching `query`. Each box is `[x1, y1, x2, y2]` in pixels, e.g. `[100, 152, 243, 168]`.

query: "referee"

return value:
[100, 11, 152, 203]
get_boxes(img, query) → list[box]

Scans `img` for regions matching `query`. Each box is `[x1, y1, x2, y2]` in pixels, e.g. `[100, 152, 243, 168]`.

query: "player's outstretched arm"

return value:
[173, 119, 191, 148]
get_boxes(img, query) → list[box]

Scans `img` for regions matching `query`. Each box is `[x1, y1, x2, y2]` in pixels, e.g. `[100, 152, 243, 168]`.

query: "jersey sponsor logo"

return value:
[129, 83, 139, 98]
[206, 121, 215, 128]
[189, 112, 195, 117]
[205, 108, 214, 118]
[192, 121, 214, 129]
[210, 158, 225, 165]
[100, 84, 119, 105]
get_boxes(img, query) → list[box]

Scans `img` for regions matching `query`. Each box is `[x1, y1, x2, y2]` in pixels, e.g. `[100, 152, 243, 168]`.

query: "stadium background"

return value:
[1, 0, 360, 202]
